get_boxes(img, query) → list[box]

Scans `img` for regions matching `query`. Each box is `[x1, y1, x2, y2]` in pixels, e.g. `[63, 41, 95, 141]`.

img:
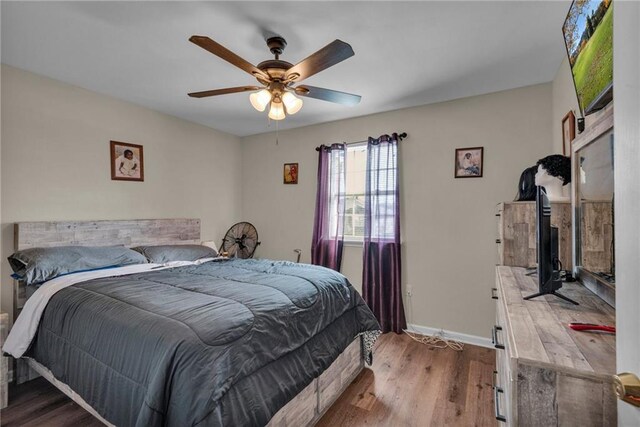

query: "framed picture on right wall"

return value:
[562, 111, 576, 157]
[454, 147, 483, 178]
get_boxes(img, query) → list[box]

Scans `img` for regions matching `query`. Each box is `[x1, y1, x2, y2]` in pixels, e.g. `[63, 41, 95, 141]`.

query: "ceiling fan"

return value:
[188, 35, 361, 120]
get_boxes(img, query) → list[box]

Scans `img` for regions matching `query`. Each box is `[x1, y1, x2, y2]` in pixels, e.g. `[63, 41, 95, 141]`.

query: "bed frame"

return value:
[11, 218, 364, 426]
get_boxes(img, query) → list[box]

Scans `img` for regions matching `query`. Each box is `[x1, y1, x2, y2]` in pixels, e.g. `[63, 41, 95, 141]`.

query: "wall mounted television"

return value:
[562, 0, 613, 116]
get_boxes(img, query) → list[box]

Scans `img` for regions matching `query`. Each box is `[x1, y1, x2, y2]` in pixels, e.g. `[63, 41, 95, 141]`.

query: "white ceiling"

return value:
[1, 1, 569, 137]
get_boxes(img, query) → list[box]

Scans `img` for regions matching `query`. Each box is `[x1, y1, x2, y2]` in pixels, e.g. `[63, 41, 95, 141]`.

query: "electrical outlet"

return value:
[406, 285, 413, 297]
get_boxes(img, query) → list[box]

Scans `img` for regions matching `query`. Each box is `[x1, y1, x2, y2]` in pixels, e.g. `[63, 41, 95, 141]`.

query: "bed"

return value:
[5, 219, 380, 426]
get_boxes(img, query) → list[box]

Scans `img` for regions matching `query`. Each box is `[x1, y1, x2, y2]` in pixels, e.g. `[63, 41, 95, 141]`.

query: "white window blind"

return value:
[367, 142, 398, 240]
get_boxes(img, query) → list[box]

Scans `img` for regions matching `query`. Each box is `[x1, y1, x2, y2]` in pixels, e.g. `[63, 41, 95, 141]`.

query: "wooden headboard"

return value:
[13, 218, 201, 317]
[14, 218, 200, 250]
[11, 218, 201, 384]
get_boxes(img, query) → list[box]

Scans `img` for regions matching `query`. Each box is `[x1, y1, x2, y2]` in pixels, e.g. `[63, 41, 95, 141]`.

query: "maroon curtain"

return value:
[311, 144, 346, 270]
[362, 134, 406, 333]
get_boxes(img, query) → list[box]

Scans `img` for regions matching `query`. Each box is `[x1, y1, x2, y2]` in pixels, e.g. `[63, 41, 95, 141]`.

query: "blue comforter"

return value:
[29, 259, 380, 426]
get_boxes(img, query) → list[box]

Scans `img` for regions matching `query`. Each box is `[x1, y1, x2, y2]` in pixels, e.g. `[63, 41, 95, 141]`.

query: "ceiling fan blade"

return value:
[295, 85, 361, 106]
[285, 40, 354, 83]
[188, 86, 261, 98]
[189, 35, 269, 80]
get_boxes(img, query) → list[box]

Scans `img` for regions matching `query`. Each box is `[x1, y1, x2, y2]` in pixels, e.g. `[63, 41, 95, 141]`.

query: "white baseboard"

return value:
[406, 323, 494, 349]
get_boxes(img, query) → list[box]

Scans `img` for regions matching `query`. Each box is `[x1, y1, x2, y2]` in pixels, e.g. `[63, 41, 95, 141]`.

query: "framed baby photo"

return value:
[454, 147, 483, 178]
[111, 141, 144, 181]
[283, 163, 298, 184]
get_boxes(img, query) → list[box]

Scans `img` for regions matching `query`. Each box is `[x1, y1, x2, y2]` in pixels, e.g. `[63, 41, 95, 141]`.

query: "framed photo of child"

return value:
[454, 147, 483, 178]
[111, 141, 144, 182]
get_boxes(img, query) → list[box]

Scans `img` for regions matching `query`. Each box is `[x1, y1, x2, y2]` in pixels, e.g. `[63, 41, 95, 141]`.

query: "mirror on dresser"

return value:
[572, 106, 615, 306]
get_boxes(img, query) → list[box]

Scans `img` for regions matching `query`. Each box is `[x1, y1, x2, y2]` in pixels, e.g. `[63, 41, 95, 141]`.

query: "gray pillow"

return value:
[8, 246, 148, 285]
[132, 245, 218, 263]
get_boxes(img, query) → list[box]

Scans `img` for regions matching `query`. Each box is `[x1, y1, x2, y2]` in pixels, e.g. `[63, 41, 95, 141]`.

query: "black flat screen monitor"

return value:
[524, 187, 579, 305]
[537, 187, 560, 293]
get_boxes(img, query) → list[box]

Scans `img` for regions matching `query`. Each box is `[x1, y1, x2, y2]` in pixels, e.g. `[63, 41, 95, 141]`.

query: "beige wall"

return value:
[0, 65, 243, 318]
[0, 64, 557, 338]
[241, 83, 553, 338]
[551, 57, 581, 154]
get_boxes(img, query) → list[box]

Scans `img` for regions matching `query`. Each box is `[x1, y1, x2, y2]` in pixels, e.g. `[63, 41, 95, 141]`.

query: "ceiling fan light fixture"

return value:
[268, 100, 286, 121]
[282, 91, 303, 115]
[249, 89, 272, 112]
[189, 35, 361, 121]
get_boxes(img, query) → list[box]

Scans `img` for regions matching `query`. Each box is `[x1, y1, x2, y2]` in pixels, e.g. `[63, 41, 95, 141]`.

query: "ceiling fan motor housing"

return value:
[266, 36, 287, 56]
[256, 60, 293, 84]
[257, 37, 296, 85]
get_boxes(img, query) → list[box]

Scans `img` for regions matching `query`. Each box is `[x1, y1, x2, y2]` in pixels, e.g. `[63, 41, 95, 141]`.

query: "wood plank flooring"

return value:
[316, 333, 496, 427]
[0, 378, 103, 427]
[0, 333, 495, 427]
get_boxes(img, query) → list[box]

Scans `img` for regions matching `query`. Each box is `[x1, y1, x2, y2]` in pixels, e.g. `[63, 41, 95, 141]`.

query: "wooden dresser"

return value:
[492, 267, 616, 426]
[1, 312, 8, 409]
[496, 201, 572, 270]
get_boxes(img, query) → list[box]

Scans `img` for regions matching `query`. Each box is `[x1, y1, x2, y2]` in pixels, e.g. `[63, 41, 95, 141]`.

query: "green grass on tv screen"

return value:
[572, 4, 613, 111]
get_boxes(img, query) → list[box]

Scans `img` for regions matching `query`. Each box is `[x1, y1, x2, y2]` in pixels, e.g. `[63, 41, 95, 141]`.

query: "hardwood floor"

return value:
[0, 378, 103, 427]
[0, 333, 495, 426]
[317, 333, 496, 427]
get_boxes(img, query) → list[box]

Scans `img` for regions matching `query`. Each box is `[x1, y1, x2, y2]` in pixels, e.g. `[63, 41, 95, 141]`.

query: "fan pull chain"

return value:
[266, 116, 279, 145]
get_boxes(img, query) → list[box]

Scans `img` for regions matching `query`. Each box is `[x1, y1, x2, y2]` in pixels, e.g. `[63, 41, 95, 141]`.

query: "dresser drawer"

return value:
[1, 313, 8, 409]
[496, 203, 504, 265]
[493, 282, 512, 425]
[494, 341, 512, 425]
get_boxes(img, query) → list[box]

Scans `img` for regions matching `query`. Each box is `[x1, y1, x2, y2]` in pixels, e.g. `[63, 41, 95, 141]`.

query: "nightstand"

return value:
[1, 312, 8, 409]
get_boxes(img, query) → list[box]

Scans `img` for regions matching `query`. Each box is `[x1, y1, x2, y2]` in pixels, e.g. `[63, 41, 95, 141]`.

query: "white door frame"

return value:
[614, 1, 640, 425]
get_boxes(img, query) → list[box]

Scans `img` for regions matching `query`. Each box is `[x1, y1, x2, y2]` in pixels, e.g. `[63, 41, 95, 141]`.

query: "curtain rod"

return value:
[315, 132, 407, 151]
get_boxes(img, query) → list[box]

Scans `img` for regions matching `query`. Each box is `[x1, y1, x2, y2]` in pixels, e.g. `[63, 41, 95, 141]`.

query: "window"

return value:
[344, 144, 367, 241]
[367, 142, 398, 240]
[331, 141, 398, 242]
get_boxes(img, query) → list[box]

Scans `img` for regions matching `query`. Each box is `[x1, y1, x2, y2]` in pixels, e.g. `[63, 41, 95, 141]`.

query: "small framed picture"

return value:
[562, 111, 576, 157]
[111, 141, 144, 182]
[283, 163, 298, 184]
[454, 147, 483, 178]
